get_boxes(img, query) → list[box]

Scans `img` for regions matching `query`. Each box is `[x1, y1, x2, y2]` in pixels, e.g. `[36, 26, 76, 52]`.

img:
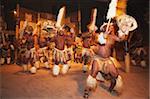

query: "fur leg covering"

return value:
[114, 75, 123, 92]
[7, 57, 11, 64]
[34, 61, 40, 69]
[86, 75, 97, 90]
[82, 65, 88, 72]
[131, 59, 136, 65]
[140, 60, 146, 67]
[23, 64, 28, 72]
[53, 65, 60, 76]
[40, 57, 44, 63]
[61, 64, 69, 74]
[96, 72, 105, 82]
[0, 58, 5, 65]
[30, 66, 37, 74]
[44, 62, 50, 69]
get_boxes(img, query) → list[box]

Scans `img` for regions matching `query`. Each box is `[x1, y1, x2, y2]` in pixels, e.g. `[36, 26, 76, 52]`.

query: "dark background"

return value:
[1, 0, 149, 45]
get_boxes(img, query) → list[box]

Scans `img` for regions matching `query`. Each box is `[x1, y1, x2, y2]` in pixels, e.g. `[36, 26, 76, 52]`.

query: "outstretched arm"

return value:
[110, 34, 126, 42]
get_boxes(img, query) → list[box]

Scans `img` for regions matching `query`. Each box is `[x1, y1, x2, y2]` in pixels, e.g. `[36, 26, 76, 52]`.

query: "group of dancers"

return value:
[17, 5, 138, 98]
[1, 3, 138, 98]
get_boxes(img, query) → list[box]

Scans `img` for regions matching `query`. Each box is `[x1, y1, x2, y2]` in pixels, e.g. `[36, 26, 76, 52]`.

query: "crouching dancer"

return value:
[84, 23, 125, 98]
[51, 29, 71, 76]
[51, 6, 72, 76]
[82, 8, 97, 73]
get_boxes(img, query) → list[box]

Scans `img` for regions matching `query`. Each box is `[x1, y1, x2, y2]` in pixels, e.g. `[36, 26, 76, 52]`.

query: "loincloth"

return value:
[82, 48, 95, 65]
[82, 48, 94, 57]
[94, 56, 121, 77]
[30, 47, 48, 63]
[66, 46, 74, 61]
[53, 48, 69, 63]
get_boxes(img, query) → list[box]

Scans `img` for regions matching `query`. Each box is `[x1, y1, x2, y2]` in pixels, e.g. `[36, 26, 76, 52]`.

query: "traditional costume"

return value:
[52, 6, 70, 76]
[65, 30, 75, 63]
[53, 47, 69, 64]
[82, 8, 97, 72]
[74, 37, 83, 63]
[53, 46, 70, 75]
[116, 14, 138, 38]
[18, 23, 35, 72]
[84, 1, 125, 98]
[82, 46, 95, 72]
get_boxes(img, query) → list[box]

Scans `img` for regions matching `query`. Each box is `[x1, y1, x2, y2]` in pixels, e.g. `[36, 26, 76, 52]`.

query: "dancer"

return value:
[64, 25, 75, 63]
[51, 28, 72, 76]
[51, 6, 71, 76]
[84, 22, 124, 98]
[81, 8, 97, 73]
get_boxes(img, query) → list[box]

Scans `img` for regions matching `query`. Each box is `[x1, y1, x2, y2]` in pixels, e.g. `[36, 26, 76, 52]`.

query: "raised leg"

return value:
[82, 55, 91, 73]
[108, 76, 117, 92]
[84, 60, 99, 98]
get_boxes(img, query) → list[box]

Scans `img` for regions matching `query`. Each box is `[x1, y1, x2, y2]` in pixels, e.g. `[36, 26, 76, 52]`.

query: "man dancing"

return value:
[51, 6, 72, 76]
[52, 28, 72, 76]
[64, 25, 76, 63]
[81, 8, 97, 73]
[84, 22, 125, 98]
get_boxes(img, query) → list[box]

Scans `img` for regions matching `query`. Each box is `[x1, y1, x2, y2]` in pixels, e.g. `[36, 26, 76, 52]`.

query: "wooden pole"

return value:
[78, 10, 81, 34]
[2, 31, 6, 45]
[125, 52, 130, 72]
[78, 2, 81, 34]
[16, 4, 19, 39]
[33, 13, 40, 48]
[106, 18, 111, 32]
[124, 40, 130, 72]
[122, 0, 130, 73]
[116, 0, 130, 72]
[15, 3, 19, 64]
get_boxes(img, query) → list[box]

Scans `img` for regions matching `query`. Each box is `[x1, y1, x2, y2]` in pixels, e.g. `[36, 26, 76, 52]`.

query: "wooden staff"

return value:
[124, 40, 130, 72]
[33, 13, 40, 48]
[106, 0, 118, 33]
[2, 31, 6, 45]
[106, 18, 111, 32]
[15, 3, 19, 64]
[78, 9, 81, 34]
[15, 4, 19, 39]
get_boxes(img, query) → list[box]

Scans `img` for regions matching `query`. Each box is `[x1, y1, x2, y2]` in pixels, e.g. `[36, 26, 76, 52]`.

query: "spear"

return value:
[87, 8, 97, 32]
[106, 0, 118, 32]
[55, 6, 66, 30]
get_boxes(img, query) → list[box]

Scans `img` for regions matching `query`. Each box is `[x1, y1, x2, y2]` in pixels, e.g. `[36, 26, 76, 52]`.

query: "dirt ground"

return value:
[0, 62, 149, 99]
